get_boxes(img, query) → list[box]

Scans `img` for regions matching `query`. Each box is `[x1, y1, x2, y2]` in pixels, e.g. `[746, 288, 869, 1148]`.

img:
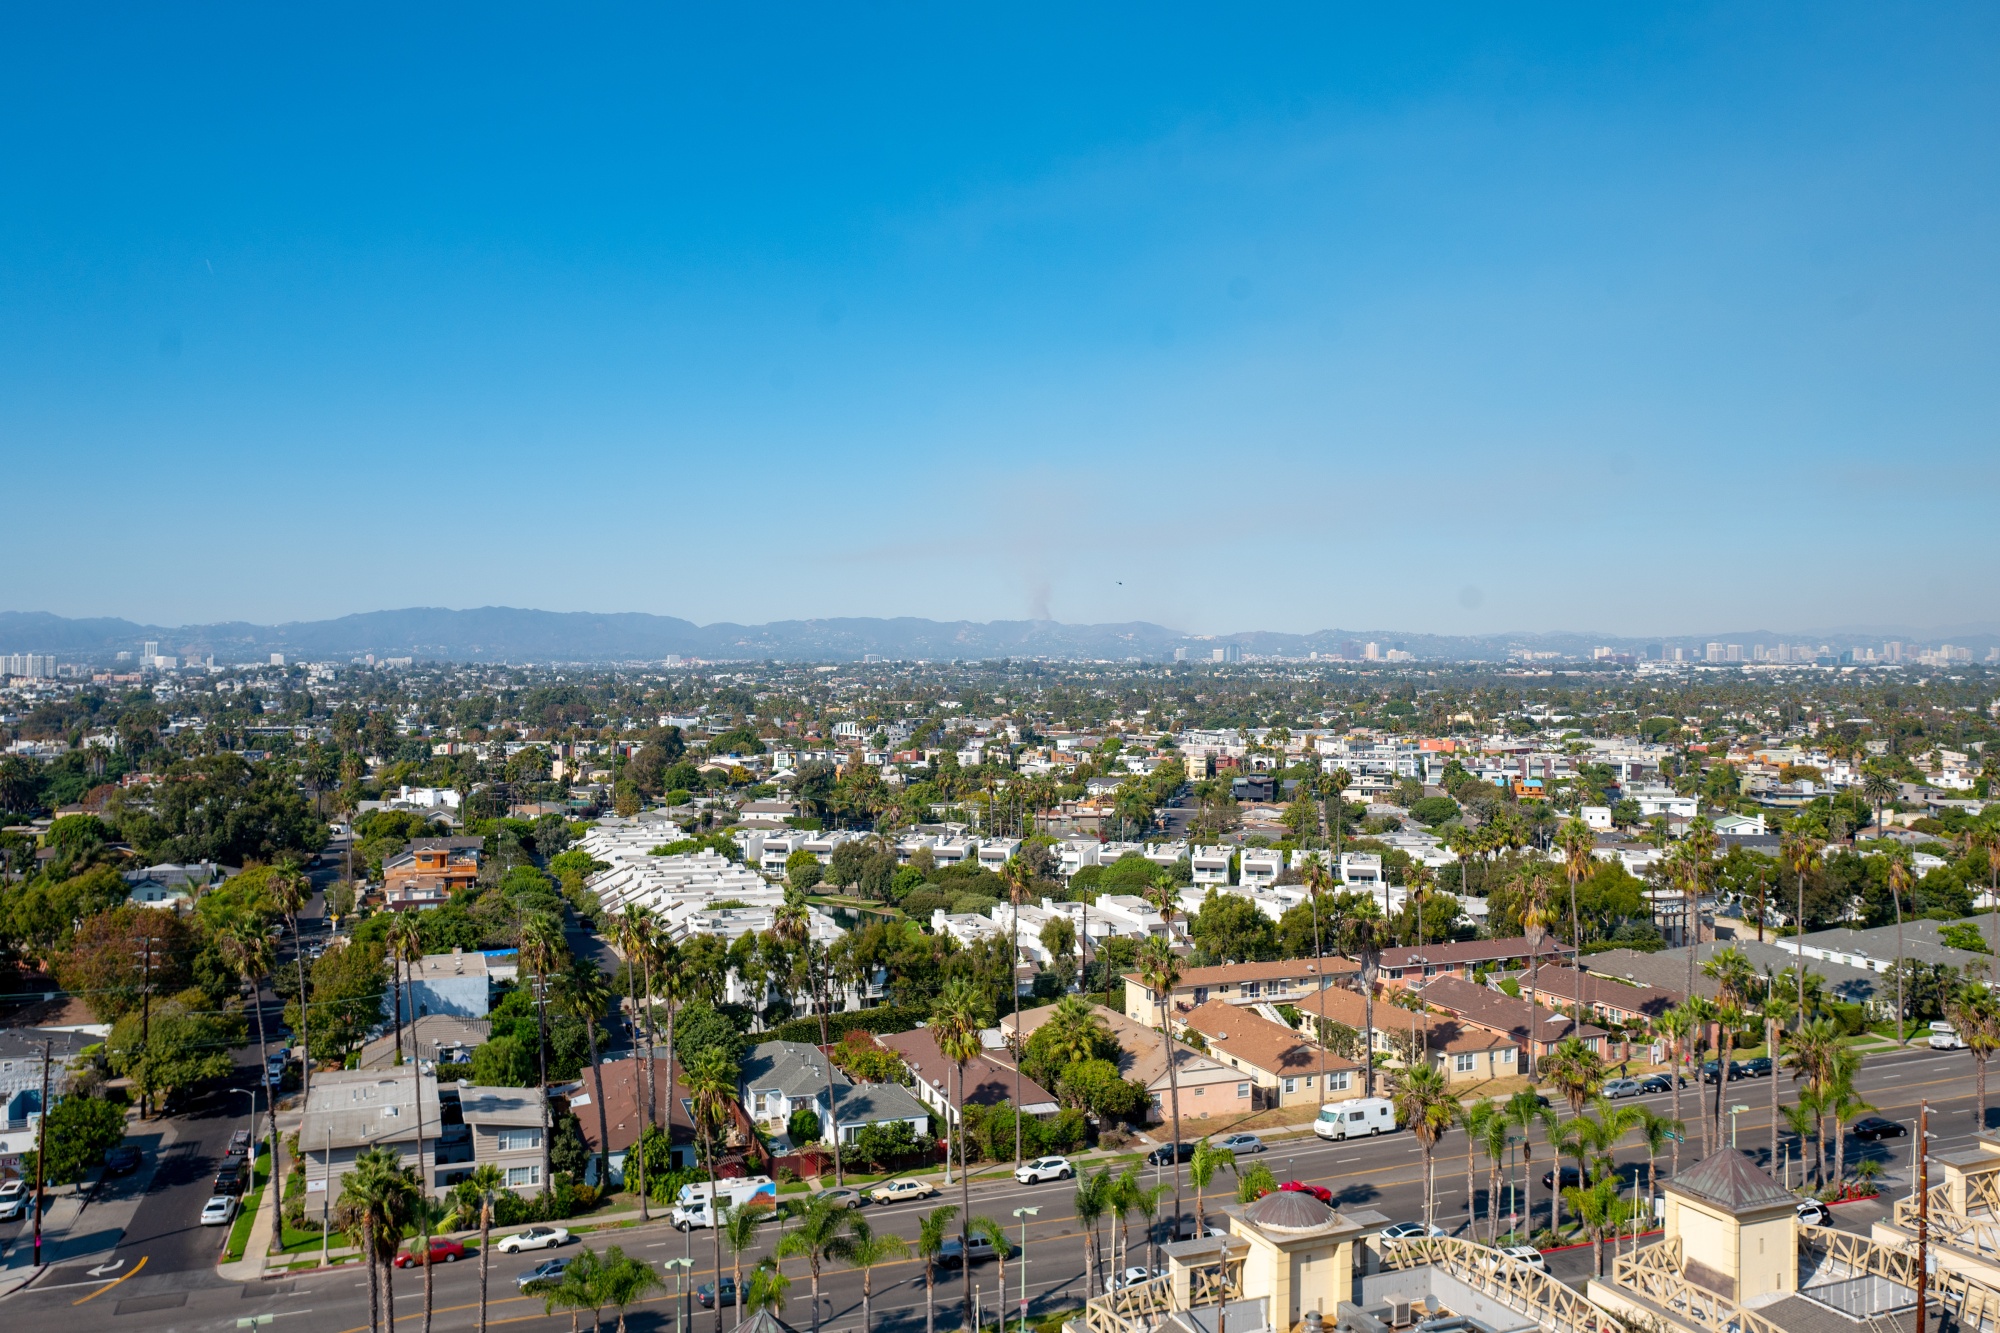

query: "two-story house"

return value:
[1122, 959, 1361, 1027]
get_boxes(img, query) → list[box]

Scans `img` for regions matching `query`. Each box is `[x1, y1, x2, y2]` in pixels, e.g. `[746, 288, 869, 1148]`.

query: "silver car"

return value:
[1601, 1078, 1643, 1100]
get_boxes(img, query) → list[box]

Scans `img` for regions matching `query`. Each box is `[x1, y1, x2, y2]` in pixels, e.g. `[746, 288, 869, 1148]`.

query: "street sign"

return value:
[1665, 1131, 1684, 1143]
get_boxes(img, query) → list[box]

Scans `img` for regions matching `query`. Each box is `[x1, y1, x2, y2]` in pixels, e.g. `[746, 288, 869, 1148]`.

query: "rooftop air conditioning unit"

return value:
[1388, 1301, 1414, 1327]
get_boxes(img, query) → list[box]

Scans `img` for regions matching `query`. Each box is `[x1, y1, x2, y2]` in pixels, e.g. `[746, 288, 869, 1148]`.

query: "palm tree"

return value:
[652, 925, 684, 1184]
[1632, 1107, 1681, 1240]
[1826, 1077, 1876, 1194]
[792, 939, 849, 1186]
[381, 914, 439, 1333]
[916, 1204, 961, 1333]
[1189, 1138, 1236, 1239]
[519, 912, 570, 1187]
[1951, 986, 2000, 1130]
[1108, 1166, 1143, 1276]
[930, 977, 987, 1329]
[720, 1203, 762, 1327]
[1701, 946, 1756, 1142]
[1341, 915, 1387, 1096]
[455, 1164, 506, 1333]
[1141, 879, 1188, 1234]
[1503, 1090, 1555, 1239]
[1537, 1037, 1604, 1116]
[834, 1215, 910, 1333]
[1562, 1176, 1624, 1277]
[1763, 997, 1796, 1174]
[743, 1260, 790, 1318]
[1680, 997, 1718, 1155]
[1783, 828, 1825, 1005]
[1555, 1102, 1639, 1253]
[537, 1244, 607, 1333]
[1887, 850, 1915, 1047]
[1469, 1100, 1510, 1243]
[600, 1246, 663, 1333]
[1515, 866, 1551, 1081]
[686, 1046, 741, 1333]
[1392, 1065, 1457, 1229]
[1656, 1005, 1695, 1177]
[559, 961, 615, 1190]
[613, 905, 656, 1220]
[216, 924, 284, 1258]
[773, 1197, 846, 1333]
[1555, 818, 1596, 1018]
[1300, 850, 1335, 1091]
[1862, 769, 1898, 841]
[1780, 1099, 1817, 1189]
[341, 1145, 418, 1333]
[272, 862, 313, 1104]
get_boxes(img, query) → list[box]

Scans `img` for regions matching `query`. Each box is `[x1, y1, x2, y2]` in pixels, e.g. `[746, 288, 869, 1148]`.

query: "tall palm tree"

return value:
[1538, 1037, 1604, 1116]
[1189, 1138, 1235, 1239]
[792, 939, 849, 1187]
[1136, 930, 1186, 1235]
[613, 905, 656, 1220]
[536, 1244, 607, 1333]
[1515, 866, 1551, 1081]
[1862, 769, 1898, 841]
[560, 961, 615, 1190]
[652, 924, 684, 1183]
[1002, 855, 1032, 1170]
[1460, 1100, 1493, 1239]
[1392, 1065, 1457, 1229]
[1887, 850, 1915, 1046]
[1073, 1171, 1110, 1300]
[272, 862, 312, 1105]
[217, 925, 285, 1257]
[833, 1215, 910, 1333]
[743, 1260, 790, 1318]
[719, 1203, 761, 1328]
[773, 1197, 845, 1333]
[1469, 1099, 1511, 1242]
[1763, 997, 1797, 1174]
[520, 912, 569, 1188]
[341, 1145, 418, 1333]
[455, 1164, 506, 1333]
[1950, 986, 2000, 1130]
[686, 1046, 741, 1333]
[916, 1204, 962, 1333]
[1701, 947, 1756, 1140]
[1782, 828, 1824, 1011]
[1502, 1090, 1555, 1238]
[929, 977, 987, 1328]
[1656, 1005, 1696, 1176]
[1631, 1107, 1682, 1245]
[1780, 1098, 1818, 1189]
[1555, 818, 1596, 1019]
[1342, 915, 1387, 1096]
[1561, 1176, 1624, 1278]
[1300, 850, 1334, 1091]
[382, 914, 439, 1332]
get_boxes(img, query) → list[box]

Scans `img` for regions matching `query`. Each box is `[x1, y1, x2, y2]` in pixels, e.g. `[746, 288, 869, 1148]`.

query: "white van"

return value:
[1314, 1097, 1397, 1140]
[1930, 1021, 1967, 1051]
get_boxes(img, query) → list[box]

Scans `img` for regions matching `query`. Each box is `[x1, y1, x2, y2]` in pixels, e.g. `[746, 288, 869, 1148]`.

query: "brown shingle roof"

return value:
[573, 1055, 698, 1154]
[1123, 958, 1361, 991]
[1410, 974, 1608, 1046]
[1378, 936, 1575, 971]
[1180, 1000, 1355, 1080]
[874, 1028, 1060, 1111]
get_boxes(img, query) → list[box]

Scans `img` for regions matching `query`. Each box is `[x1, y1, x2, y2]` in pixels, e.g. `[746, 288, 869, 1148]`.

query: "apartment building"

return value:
[1122, 958, 1360, 1027]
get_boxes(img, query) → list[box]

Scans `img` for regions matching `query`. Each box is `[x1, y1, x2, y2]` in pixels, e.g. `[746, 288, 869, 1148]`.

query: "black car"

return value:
[213, 1167, 246, 1196]
[697, 1278, 737, 1309]
[1741, 1057, 1774, 1078]
[103, 1146, 142, 1175]
[1700, 1060, 1751, 1084]
[1849, 1116, 1908, 1142]
[1638, 1074, 1683, 1093]
[1540, 1166, 1584, 1190]
[1146, 1142, 1196, 1166]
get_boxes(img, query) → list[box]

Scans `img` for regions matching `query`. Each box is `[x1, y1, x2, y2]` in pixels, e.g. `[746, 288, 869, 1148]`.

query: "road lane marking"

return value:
[72, 1252, 148, 1304]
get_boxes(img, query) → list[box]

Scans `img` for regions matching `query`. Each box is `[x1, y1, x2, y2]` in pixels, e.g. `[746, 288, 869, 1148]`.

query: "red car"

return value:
[1278, 1181, 1334, 1205]
[395, 1239, 467, 1268]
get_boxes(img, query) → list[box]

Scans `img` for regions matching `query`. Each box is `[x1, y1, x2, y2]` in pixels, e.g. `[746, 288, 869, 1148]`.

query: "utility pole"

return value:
[31, 1037, 51, 1267]
[135, 927, 156, 1119]
[1917, 1101, 1930, 1333]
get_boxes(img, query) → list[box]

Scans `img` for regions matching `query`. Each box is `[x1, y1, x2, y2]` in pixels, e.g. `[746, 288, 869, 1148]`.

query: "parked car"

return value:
[516, 1259, 570, 1289]
[1541, 1166, 1584, 1191]
[1015, 1156, 1074, 1184]
[1379, 1221, 1445, 1241]
[1741, 1057, 1774, 1078]
[200, 1195, 238, 1227]
[1108, 1266, 1163, 1291]
[1700, 1060, 1751, 1084]
[1279, 1181, 1334, 1205]
[497, 1226, 572, 1253]
[1601, 1079, 1643, 1100]
[1639, 1074, 1683, 1093]
[1215, 1133, 1265, 1154]
[869, 1179, 938, 1205]
[937, 1233, 1009, 1267]
[1795, 1200, 1831, 1226]
[225, 1130, 252, 1159]
[697, 1278, 738, 1309]
[1930, 1021, 1968, 1051]
[1498, 1245, 1546, 1272]
[213, 1165, 246, 1196]
[813, 1187, 865, 1210]
[1849, 1117, 1908, 1142]
[396, 1238, 467, 1268]
[0, 1181, 32, 1222]
[1146, 1142, 1196, 1165]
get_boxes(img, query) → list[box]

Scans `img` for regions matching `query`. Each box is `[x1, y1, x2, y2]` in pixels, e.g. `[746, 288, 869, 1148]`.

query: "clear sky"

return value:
[3, 5, 1996, 637]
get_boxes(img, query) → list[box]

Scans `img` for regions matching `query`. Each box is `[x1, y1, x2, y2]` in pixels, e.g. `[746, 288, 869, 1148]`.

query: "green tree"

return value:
[452, 1163, 507, 1333]
[1391, 1065, 1457, 1228]
[773, 1197, 846, 1333]
[469, 1036, 538, 1087]
[1188, 890, 1280, 963]
[916, 1204, 961, 1333]
[106, 993, 242, 1114]
[599, 1245, 663, 1333]
[721, 1203, 763, 1327]
[23, 1093, 126, 1184]
[832, 1214, 910, 1333]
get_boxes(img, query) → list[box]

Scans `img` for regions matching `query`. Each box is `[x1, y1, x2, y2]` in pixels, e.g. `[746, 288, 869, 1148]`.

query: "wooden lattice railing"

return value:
[1083, 1274, 1175, 1333]
[1607, 1238, 1789, 1333]
[1894, 1184, 2000, 1265]
[1377, 1235, 1623, 1333]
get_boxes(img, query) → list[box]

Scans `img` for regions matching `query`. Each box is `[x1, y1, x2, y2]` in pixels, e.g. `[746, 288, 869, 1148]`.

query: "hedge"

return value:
[764, 1005, 927, 1047]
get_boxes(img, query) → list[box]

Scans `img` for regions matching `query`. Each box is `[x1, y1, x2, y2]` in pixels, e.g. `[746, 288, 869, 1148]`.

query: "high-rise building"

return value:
[1725, 644, 1743, 662]
[1705, 642, 1724, 662]
[1364, 642, 1382, 661]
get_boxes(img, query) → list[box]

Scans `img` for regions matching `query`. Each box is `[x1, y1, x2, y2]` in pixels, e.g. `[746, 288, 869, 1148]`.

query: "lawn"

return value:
[224, 1157, 273, 1261]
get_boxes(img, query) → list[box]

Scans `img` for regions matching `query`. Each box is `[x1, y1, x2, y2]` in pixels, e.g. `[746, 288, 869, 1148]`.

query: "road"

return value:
[2, 1040, 1984, 1333]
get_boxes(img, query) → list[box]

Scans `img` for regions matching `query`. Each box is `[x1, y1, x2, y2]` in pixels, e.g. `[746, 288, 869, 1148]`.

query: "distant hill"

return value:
[0, 607, 1993, 665]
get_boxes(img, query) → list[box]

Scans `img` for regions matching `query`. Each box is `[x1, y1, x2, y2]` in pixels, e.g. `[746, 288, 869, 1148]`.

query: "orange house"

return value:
[383, 837, 483, 909]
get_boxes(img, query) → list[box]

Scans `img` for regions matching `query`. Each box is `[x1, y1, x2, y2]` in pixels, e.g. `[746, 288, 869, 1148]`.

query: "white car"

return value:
[1379, 1221, 1445, 1241]
[1498, 1245, 1546, 1272]
[497, 1226, 572, 1253]
[1929, 1022, 1968, 1051]
[200, 1195, 239, 1227]
[1795, 1200, 1831, 1227]
[869, 1179, 938, 1205]
[1015, 1156, 1074, 1184]
[0, 1181, 29, 1222]
[1109, 1266, 1162, 1290]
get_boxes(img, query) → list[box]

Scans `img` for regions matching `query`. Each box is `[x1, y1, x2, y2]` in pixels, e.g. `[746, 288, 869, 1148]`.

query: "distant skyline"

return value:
[3, 6, 1997, 635]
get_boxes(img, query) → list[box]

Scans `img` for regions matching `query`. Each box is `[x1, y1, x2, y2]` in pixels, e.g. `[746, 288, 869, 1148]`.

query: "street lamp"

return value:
[1728, 1104, 1749, 1149]
[1012, 1207, 1040, 1333]
[663, 1256, 693, 1333]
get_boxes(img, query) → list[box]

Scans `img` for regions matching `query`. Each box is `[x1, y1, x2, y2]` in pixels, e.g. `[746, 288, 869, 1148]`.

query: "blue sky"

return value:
[3, 5, 1996, 637]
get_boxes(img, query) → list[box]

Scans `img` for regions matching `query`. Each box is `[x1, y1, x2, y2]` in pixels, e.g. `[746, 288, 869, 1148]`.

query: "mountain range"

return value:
[2, 608, 1996, 665]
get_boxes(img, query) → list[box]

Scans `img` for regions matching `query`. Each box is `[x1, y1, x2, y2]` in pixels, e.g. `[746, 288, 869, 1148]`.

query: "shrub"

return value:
[787, 1107, 823, 1146]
